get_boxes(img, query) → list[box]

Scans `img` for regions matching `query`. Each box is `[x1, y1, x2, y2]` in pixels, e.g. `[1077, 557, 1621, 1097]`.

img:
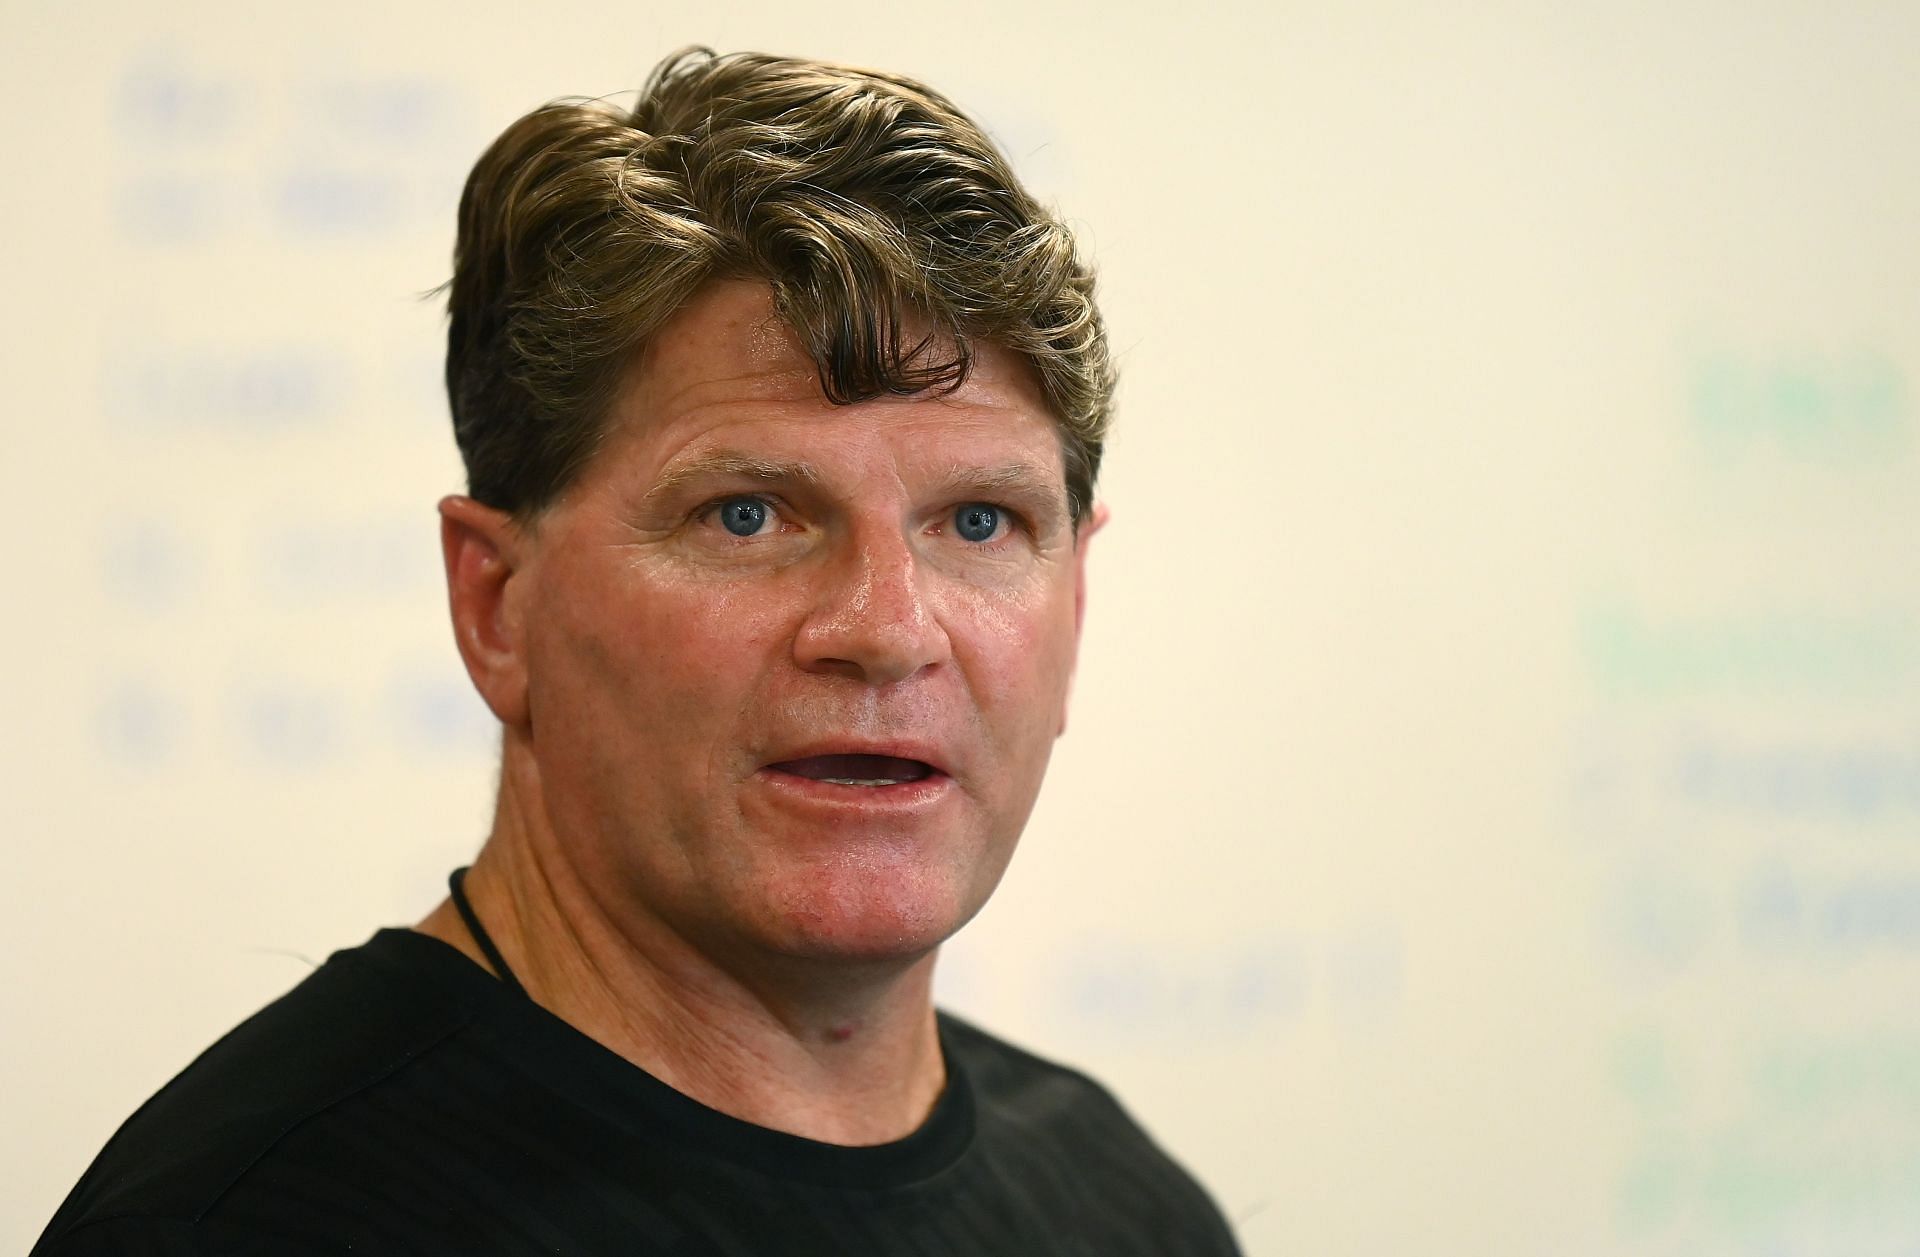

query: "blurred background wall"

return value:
[7, 2, 1918, 1252]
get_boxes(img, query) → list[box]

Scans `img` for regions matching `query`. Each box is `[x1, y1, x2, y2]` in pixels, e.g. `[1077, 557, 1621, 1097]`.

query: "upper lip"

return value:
[760, 740, 952, 778]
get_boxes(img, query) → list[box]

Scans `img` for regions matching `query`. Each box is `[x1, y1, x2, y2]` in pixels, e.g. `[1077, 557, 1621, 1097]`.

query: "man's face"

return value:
[496, 280, 1092, 968]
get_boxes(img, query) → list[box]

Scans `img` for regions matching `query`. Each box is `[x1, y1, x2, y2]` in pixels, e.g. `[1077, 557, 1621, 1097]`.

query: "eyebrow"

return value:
[643, 453, 822, 504]
[927, 462, 1069, 526]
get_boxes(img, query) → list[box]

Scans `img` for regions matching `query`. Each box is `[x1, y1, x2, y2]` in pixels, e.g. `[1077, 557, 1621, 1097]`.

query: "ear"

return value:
[439, 495, 531, 730]
[1059, 501, 1109, 737]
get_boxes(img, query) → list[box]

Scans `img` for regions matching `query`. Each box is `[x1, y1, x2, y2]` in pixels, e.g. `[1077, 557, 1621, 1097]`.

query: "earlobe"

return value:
[439, 495, 530, 729]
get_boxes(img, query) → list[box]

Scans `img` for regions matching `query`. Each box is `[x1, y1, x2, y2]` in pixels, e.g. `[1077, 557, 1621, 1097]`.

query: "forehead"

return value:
[602, 279, 1063, 472]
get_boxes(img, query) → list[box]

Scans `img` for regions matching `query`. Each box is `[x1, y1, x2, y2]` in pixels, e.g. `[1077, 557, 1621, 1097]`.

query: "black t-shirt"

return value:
[36, 928, 1242, 1255]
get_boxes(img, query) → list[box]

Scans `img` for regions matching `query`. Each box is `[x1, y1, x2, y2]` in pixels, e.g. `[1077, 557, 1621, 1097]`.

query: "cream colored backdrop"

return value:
[8, 2, 1918, 1253]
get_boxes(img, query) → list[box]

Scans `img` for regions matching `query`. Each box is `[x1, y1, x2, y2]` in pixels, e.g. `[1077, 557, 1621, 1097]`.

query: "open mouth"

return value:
[766, 754, 938, 788]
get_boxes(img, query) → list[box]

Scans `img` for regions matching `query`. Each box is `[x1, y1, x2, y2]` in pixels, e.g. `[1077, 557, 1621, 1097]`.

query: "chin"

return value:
[754, 864, 989, 966]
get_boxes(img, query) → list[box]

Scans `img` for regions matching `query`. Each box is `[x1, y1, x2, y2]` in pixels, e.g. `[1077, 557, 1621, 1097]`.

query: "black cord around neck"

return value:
[448, 866, 529, 999]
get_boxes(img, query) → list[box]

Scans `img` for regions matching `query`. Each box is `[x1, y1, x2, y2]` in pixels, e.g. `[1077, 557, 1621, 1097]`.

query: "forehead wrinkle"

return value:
[638, 363, 825, 430]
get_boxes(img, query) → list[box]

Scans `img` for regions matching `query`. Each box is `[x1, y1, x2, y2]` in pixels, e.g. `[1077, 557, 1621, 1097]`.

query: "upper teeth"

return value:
[825, 777, 902, 787]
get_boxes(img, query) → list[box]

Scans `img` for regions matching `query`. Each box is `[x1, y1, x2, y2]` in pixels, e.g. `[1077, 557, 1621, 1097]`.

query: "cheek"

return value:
[944, 573, 1079, 729]
[674, 579, 795, 654]
[531, 561, 763, 735]
[563, 549, 785, 658]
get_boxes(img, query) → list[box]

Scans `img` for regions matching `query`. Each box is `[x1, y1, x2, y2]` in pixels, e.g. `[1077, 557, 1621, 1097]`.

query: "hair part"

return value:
[444, 48, 1114, 524]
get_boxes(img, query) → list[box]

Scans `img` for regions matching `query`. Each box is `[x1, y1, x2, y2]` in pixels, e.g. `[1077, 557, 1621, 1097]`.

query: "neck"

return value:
[415, 753, 947, 1147]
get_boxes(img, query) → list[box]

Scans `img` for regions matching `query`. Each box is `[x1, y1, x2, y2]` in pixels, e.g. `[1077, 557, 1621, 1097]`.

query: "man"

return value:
[38, 48, 1241, 1256]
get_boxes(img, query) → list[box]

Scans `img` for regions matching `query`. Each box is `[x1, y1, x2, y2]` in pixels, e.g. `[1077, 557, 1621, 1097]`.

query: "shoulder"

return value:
[33, 1213, 249, 1257]
[938, 1008, 1157, 1145]
[937, 1011, 1244, 1255]
[938, 1008, 1120, 1114]
[35, 930, 484, 1252]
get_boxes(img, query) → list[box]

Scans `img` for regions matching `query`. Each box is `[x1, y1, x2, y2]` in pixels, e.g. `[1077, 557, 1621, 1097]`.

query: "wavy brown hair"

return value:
[444, 48, 1114, 524]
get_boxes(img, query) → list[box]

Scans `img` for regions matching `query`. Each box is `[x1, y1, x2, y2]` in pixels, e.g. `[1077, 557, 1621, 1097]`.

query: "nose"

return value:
[793, 526, 951, 685]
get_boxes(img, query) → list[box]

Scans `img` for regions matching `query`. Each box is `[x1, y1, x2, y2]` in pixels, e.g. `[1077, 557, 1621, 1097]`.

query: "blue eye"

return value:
[954, 504, 1002, 543]
[717, 497, 769, 537]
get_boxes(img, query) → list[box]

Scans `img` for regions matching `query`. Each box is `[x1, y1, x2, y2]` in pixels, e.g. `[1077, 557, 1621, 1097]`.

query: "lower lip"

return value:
[753, 768, 955, 812]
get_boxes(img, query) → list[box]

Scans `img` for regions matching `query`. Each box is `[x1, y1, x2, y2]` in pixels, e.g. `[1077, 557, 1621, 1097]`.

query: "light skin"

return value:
[416, 279, 1104, 1145]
